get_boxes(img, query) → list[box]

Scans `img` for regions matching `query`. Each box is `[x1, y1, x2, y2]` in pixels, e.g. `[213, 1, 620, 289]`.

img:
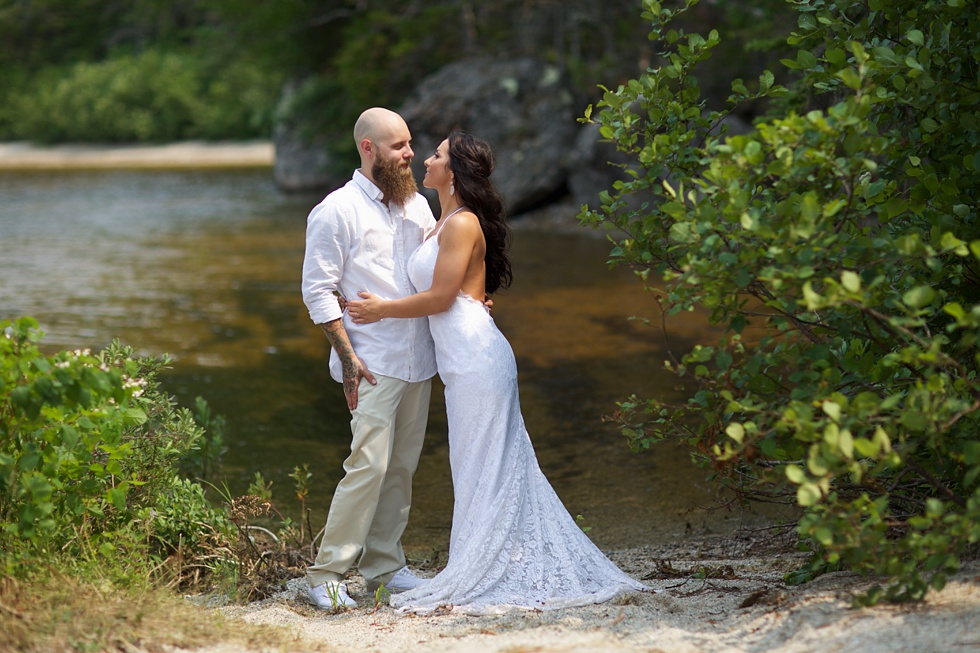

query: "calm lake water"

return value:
[0, 167, 764, 553]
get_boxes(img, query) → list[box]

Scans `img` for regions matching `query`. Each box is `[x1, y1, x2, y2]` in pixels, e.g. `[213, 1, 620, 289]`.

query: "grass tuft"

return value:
[0, 571, 308, 653]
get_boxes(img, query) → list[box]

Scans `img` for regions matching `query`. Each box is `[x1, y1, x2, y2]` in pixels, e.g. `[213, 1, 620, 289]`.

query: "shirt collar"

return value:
[352, 169, 384, 202]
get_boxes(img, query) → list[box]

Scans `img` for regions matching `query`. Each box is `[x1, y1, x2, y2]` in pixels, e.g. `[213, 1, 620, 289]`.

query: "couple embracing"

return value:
[300, 107, 645, 615]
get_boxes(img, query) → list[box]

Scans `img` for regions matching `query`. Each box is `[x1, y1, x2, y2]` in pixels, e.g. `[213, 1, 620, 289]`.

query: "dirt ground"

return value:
[205, 535, 980, 653]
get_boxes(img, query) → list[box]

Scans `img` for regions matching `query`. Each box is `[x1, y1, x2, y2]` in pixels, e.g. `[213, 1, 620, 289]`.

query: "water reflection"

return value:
[0, 168, 759, 554]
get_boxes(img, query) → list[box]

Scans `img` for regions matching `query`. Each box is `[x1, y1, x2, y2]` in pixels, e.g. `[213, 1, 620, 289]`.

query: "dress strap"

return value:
[431, 205, 469, 240]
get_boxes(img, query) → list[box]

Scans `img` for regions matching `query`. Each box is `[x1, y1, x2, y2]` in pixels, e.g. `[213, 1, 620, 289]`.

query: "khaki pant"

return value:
[307, 374, 431, 588]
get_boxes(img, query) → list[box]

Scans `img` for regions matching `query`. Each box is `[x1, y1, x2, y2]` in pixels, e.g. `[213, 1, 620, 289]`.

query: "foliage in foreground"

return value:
[1, 316, 327, 605]
[582, 0, 980, 603]
[0, 316, 236, 580]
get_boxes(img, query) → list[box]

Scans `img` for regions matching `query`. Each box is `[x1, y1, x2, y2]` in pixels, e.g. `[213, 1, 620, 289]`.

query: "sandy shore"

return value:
[200, 536, 980, 653]
[0, 140, 273, 169]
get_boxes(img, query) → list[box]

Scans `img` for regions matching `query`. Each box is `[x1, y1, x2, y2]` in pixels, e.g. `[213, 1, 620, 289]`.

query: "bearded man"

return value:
[301, 107, 436, 609]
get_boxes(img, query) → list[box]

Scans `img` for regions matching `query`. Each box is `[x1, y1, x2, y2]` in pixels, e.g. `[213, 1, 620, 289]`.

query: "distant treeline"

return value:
[0, 0, 793, 143]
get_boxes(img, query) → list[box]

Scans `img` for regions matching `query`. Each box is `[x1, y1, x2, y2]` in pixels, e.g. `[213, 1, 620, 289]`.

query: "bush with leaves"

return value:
[581, 0, 979, 603]
[0, 316, 234, 580]
[2, 48, 278, 143]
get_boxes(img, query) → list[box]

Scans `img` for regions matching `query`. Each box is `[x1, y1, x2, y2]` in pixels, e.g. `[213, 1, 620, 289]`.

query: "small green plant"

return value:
[323, 582, 353, 612]
[177, 395, 227, 483]
[247, 471, 274, 502]
[289, 463, 315, 544]
[373, 583, 391, 611]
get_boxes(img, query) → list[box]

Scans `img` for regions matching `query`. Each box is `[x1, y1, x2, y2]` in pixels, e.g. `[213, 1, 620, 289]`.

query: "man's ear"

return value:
[359, 138, 373, 158]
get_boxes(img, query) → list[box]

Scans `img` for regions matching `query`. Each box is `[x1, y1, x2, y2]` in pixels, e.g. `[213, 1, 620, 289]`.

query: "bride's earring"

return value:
[450, 182, 455, 197]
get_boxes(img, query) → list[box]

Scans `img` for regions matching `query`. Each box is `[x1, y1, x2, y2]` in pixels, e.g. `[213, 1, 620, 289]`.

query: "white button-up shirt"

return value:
[302, 169, 437, 384]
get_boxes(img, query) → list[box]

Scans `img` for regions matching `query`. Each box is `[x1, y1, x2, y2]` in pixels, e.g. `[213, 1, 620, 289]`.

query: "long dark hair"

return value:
[447, 130, 513, 294]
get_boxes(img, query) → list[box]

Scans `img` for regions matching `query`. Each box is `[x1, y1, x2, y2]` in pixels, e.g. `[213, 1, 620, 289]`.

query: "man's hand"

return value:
[341, 354, 377, 411]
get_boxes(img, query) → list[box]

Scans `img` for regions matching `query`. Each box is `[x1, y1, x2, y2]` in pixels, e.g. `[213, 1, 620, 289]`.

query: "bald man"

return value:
[301, 107, 437, 609]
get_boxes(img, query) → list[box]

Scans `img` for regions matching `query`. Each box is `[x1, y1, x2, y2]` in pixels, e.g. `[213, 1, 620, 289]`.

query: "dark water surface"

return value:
[0, 168, 761, 553]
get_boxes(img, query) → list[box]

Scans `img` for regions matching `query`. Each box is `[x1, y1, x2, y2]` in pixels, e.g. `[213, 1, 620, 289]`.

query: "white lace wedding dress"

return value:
[390, 233, 646, 615]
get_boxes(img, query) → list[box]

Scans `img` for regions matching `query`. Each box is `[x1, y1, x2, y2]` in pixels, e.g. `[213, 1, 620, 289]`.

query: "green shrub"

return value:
[4, 49, 279, 143]
[582, 0, 980, 603]
[139, 476, 235, 561]
[0, 316, 233, 580]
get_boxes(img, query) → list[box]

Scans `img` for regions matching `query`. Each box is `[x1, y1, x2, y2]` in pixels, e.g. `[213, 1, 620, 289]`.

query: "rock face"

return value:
[399, 57, 580, 215]
[270, 59, 650, 214]
[567, 121, 632, 213]
[273, 124, 337, 192]
[272, 79, 344, 193]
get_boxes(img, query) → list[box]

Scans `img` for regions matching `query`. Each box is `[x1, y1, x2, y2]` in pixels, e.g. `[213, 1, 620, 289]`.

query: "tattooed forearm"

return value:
[320, 319, 356, 377]
[319, 318, 363, 409]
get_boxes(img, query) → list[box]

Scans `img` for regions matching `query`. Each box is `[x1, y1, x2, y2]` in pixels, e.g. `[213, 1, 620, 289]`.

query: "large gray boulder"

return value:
[272, 79, 345, 193]
[270, 60, 651, 209]
[399, 58, 579, 215]
[567, 121, 631, 213]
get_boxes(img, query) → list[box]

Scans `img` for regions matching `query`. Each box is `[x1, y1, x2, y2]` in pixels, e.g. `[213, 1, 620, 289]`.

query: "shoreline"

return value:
[0, 140, 274, 170]
[203, 535, 980, 653]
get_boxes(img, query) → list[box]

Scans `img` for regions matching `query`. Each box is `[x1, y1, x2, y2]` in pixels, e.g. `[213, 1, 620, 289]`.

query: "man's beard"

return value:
[373, 155, 418, 206]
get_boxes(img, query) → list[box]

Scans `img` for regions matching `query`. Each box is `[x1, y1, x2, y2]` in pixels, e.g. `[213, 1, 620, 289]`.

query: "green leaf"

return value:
[759, 70, 775, 92]
[107, 487, 128, 510]
[839, 68, 861, 90]
[943, 302, 965, 321]
[885, 196, 908, 219]
[839, 429, 854, 459]
[802, 282, 825, 310]
[808, 451, 829, 476]
[853, 437, 878, 458]
[814, 526, 834, 546]
[841, 271, 861, 293]
[825, 48, 847, 65]
[669, 221, 695, 243]
[798, 482, 822, 507]
[902, 286, 936, 309]
[798, 50, 818, 70]
[822, 401, 842, 422]
[726, 422, 745, 444]
[786, 464, 806, 484]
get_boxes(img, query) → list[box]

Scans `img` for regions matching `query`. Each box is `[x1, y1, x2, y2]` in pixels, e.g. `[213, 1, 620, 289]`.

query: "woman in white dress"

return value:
[347, 131, 646, 614]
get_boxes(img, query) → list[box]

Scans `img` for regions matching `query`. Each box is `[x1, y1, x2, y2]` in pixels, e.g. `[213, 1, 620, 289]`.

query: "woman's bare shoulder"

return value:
[438, 210, 481, 242]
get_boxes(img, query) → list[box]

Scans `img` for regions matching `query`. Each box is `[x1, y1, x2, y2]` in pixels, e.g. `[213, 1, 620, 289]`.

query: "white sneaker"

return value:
[367, 567, 427, 594]
[308, 581, 357, 609]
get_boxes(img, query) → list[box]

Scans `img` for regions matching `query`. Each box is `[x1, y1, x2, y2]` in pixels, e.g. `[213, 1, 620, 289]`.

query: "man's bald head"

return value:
[353, 107, 406, 150]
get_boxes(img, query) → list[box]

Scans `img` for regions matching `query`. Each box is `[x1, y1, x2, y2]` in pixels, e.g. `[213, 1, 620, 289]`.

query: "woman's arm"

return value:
[348, 213, 481, 323]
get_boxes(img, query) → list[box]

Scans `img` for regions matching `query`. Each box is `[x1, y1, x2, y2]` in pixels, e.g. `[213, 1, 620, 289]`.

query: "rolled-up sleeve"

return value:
[302, 201, 347, 325]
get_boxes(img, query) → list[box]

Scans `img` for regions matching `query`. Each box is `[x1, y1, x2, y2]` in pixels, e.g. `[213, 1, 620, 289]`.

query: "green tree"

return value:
[582, 0, 979, 603]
